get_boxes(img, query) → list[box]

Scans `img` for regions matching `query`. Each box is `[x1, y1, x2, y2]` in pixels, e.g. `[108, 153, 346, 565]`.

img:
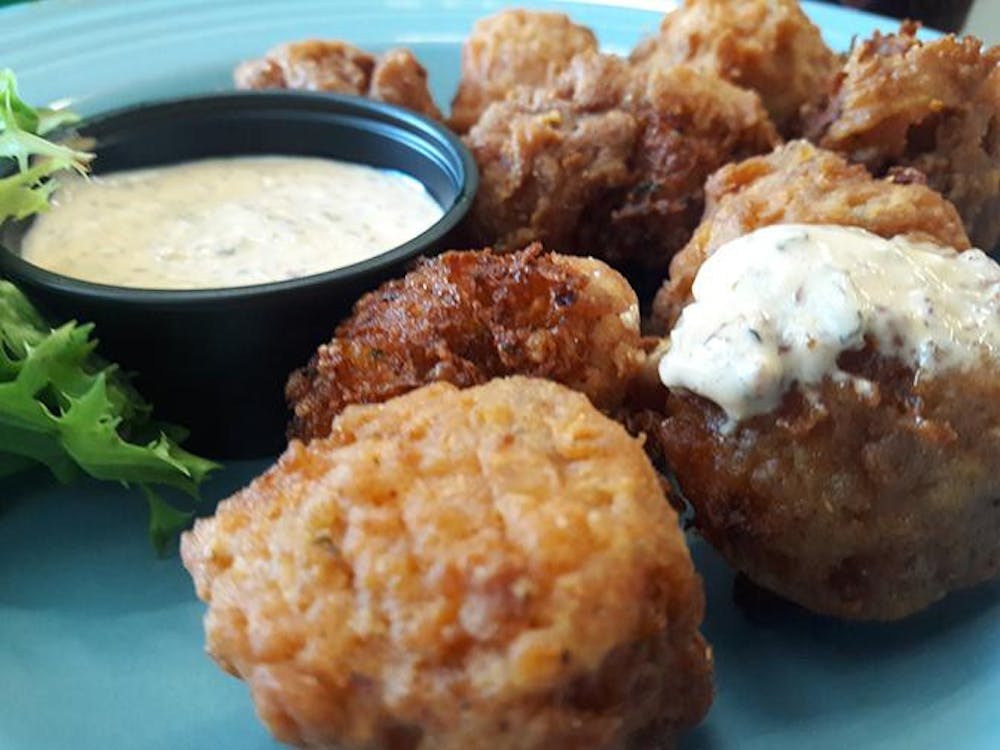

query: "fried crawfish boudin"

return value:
[647, 224, 1000, 621]
[805, 23, 1000, 250]
[464, 53, 779, 274]
[448, 8, 598, 133]
[631, 0, 838, 136]
[183, 378, 714, 750]
[650, 140, 971, 331]
[286, 245, 644, 442]
[234, 40, 442, 120]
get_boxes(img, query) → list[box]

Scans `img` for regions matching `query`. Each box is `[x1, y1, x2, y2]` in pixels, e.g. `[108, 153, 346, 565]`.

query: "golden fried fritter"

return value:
[599, 64, 781, 271]
[651, 140, 971, 330]
[286, 245, 644, 442]
[805, 24, 1000, 249]
[235, 40, 442, 119]
[183, 378, 713, 749]
[632, 0, 838, 136]
[235, 40, 372, 92]
[368, 48, 443, 120]
[449, 9, 598, 133]
[464, 53, 779, 273]
[463, 57, 637, 261]
[649, 350, 1000, 621]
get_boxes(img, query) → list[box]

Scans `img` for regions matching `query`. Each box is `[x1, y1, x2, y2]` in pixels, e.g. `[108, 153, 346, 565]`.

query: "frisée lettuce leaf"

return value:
[0, 70, 218, 552]
[0, 281, 219, 550]
[0, 68, 92, 222]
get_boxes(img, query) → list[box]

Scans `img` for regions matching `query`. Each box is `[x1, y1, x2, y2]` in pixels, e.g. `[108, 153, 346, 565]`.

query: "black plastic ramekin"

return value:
[0, 91, 478, 458]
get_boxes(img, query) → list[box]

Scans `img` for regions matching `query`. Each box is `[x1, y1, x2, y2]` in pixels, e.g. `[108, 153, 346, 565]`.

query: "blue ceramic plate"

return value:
[2, 2, 998, 749]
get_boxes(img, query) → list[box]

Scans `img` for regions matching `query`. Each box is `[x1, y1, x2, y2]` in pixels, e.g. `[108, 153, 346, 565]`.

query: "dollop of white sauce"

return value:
[21, 156, 444, 289]
[659, 224, 1000, 421]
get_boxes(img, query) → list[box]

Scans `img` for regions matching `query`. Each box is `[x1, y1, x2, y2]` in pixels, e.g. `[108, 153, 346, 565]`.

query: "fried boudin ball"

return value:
[368, 48, 444, 120]
[640, 222, 1000, 620]
[286, 245, 645, 442]
[183, 378, 714, 749]
[234, 40, 442, 120]
[651, 140, 971, 330]
[449, 9, 598, 133]
[463, 56, 637, 261]
[632, 0, 838, 136]
[805, 24, 1000, 250]
[652, 351, 1000, 621]
[464, 53, 779, 272]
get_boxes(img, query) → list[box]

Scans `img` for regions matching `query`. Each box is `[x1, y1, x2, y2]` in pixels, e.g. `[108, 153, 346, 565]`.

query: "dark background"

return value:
[815, 0, 975, 32]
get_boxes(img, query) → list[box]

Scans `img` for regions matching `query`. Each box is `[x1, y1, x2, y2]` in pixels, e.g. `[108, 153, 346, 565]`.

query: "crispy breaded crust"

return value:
[368, 48, 443, 120]
[449, 9, 598, 133]
[463, 56, 637, 260]
[646, 350, 1000, 621]
[235, 40, 442, 119]
[286, 245, 644, 442]
[464, 54, 779, 272]
[651, 140, 971, 331]
[235, 40, 374, 93]
[183, 378, 713, 749]
[601, 65, 781, 271]
[806, 24, 1000, 249]
[632, 0, 838, 136]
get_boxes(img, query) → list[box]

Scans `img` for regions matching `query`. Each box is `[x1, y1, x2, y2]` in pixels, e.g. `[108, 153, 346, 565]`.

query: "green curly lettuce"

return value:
[0, 70, 218, 552]
[0, 68, 92, 222]
[0, 281, 218, 551]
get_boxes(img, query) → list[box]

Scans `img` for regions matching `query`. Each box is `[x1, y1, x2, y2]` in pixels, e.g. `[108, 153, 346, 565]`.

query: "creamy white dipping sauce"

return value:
[21, 156, 445, 289]
[659, 224, 1000, 422]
